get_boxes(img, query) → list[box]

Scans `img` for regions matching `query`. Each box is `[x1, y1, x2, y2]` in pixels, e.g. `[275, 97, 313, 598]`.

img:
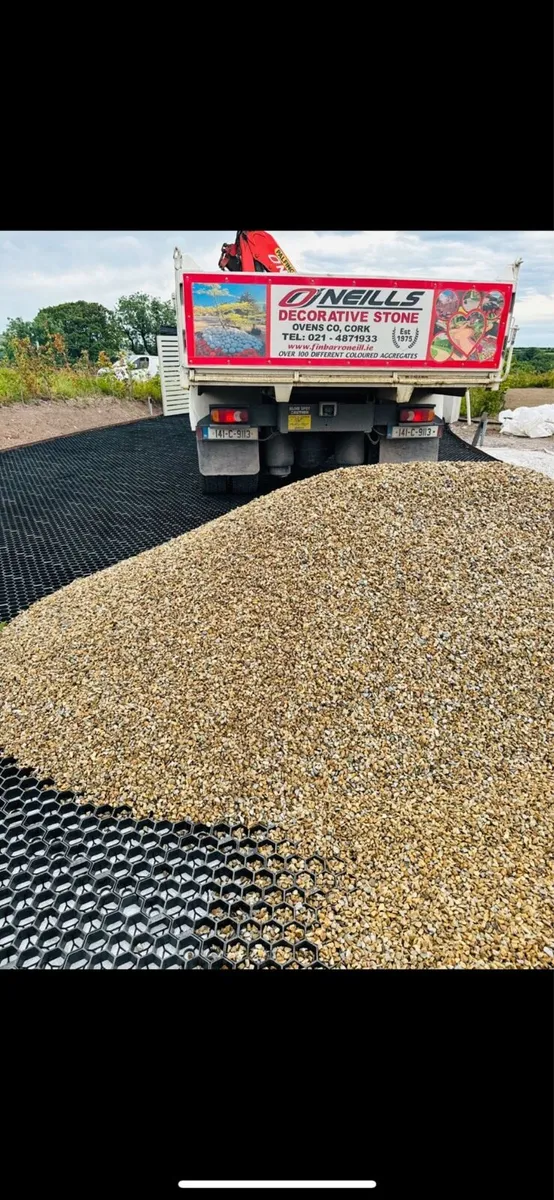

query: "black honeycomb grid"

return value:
[0, 417, 247, 624]
[0, 755, 339, 969]
[0, 417, 491, 623]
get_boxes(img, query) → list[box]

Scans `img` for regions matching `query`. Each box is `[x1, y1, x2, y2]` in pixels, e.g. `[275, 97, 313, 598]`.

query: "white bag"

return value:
[499, 404, 554, 439]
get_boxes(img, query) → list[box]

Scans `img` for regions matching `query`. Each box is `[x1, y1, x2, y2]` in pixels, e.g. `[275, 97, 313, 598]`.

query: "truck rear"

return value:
[174, 251, 519, 494]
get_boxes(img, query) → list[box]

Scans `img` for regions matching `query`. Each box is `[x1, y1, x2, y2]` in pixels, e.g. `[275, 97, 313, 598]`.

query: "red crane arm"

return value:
[218, 231, 296, 273]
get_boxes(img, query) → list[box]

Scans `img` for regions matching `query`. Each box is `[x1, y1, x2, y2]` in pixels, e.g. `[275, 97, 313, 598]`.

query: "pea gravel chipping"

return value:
[1, 461, 553, 969]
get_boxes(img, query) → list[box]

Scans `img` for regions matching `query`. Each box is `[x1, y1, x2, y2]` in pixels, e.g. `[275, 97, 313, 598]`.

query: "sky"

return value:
[1, 230, 553, 344]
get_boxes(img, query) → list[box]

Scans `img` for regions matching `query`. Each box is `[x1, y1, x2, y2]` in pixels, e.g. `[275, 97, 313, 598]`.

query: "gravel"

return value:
[1, 460, 553, 969]
[200, 328, 264, 354]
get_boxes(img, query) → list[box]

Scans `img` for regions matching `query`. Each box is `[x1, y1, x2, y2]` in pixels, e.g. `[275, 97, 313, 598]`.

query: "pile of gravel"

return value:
[1, 461, 553, 968]
[200, 327, 264, 355]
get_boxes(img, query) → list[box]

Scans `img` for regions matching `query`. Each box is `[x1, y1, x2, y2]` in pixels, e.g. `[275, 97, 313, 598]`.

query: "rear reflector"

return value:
[210, 409, 249, 424]
[399, 407, 435, 423]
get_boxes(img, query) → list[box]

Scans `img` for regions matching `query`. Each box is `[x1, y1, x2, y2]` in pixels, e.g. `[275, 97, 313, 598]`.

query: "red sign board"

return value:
[183, 274, 513, 371]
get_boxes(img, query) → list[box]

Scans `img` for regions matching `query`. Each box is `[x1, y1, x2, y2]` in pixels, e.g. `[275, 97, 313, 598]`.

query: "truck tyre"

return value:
[201, 475, 228, 495]
[231, 474, 259, 495]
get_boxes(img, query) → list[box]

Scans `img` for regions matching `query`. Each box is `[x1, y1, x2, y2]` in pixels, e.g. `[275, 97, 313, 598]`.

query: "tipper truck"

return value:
[174, 233, 521, 494]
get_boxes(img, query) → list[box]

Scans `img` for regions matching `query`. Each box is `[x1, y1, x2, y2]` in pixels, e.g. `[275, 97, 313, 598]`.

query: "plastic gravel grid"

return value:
[0, 418, 491, 968]
[0, 754, 335, 969]
[0, 416, 491, 623]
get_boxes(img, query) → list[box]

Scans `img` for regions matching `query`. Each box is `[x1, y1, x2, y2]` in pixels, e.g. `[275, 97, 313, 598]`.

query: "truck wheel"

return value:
[201, 475, 228, 495]
[231, 474, 259, 495]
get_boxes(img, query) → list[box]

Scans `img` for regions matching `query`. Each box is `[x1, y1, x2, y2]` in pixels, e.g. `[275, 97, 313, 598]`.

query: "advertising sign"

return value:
[183, 274, 512, 370]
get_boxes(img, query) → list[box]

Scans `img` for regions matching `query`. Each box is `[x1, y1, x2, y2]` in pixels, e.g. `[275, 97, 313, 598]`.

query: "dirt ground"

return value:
[0, 397, 162, 451]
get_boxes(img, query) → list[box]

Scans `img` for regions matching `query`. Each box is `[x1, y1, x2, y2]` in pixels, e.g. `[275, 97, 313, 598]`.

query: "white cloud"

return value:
[273, 230, 520, 282]
[514, 291, 554, 323]
[97, 235, 143, 250]
[194, 229, 498, 279]
[0, 264, 173, 309]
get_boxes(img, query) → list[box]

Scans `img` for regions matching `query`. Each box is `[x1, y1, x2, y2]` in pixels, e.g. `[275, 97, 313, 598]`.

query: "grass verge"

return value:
[0, 366, 162, 406]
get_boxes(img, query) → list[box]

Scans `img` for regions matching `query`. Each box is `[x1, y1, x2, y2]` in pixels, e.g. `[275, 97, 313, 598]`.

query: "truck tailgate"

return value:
[182, 271, 514, 384]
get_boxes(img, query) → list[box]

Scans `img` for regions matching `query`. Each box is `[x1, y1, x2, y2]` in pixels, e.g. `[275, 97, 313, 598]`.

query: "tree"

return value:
[33, 301, 120, 363]
[0, 316, 40, 361]
[115, 293, 176, 356]
[513, 347, 554, 374]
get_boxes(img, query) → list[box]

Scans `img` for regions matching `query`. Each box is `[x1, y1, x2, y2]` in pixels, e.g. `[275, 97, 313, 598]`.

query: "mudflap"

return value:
[379, 437, 440, 464]
[197, 439, 260, 477]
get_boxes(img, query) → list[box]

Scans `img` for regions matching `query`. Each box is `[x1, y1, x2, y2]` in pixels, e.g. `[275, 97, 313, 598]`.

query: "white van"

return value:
[98, 354, 159, 382]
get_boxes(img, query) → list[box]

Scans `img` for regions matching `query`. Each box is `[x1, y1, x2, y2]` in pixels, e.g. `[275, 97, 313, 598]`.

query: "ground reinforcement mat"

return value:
[1, 439, 552, 969]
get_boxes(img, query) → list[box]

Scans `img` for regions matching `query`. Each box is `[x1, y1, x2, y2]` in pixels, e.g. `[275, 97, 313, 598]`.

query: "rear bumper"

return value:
[187, 367, 500, 388]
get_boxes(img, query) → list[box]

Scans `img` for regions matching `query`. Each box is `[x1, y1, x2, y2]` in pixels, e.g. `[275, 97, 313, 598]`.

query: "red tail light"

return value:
[399, 407, 435, 423]
[210, 409, 249, 424]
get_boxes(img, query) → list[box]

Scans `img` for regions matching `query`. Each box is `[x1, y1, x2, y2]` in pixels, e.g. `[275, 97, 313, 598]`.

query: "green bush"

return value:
[460, 387, 507, 419]
[513, 348, 554, 374]
[0, 363, 161, 406]
[129, 375, 162, 402]
[506, 367, 554, 389]
[0, 367, 23, 400]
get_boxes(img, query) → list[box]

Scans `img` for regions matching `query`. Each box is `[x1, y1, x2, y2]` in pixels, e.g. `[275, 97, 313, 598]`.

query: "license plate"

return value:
[202, 427, 258, 441]
[389, 425, 439, 439]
